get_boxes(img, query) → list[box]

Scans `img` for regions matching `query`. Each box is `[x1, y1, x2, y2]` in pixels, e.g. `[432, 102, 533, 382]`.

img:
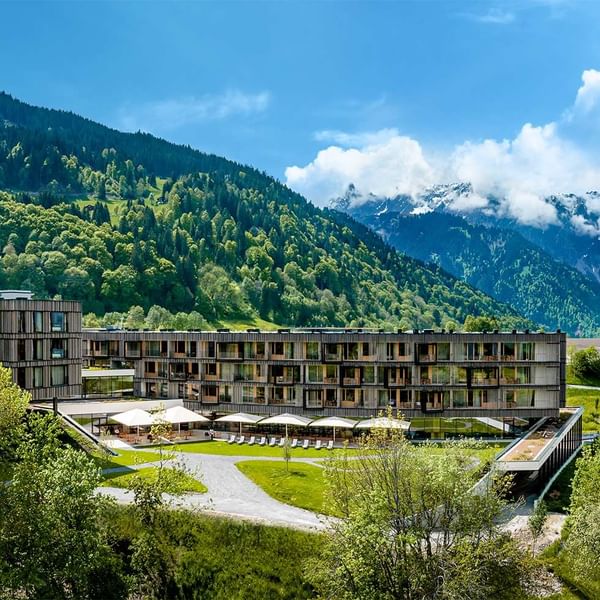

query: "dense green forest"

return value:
[0, 92, 527, 329]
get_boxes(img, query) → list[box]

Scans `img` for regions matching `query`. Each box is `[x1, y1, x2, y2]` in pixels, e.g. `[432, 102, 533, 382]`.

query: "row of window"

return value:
[16, 365, 69, 388]
[95, 339, 543, 362]
[16, 339, 69, 361]
[16, 311, 67, 333]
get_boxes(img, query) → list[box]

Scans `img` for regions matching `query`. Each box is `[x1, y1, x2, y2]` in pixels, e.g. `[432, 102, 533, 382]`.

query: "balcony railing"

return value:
[343, 377, 361, 386]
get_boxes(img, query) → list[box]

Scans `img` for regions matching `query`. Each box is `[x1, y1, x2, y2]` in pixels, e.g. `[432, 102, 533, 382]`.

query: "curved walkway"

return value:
[98, 451, 331, 531]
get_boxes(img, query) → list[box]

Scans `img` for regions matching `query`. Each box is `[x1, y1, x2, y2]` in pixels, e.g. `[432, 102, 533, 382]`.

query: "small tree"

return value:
[570, 346, 600, 380]
[529, 500, 548, 553]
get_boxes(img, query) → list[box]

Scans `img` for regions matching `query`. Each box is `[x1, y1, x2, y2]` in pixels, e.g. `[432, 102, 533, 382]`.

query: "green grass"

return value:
[544, 451, 581, 514]
[237, 460, 336, 516]
[215, 316, 281, 331]
[93, 448, 163, 470]
[101, 466, 207, 493]
[173, 439, 351, 458]
[566, 387, 600, 432]
[566, 365, 600, 387]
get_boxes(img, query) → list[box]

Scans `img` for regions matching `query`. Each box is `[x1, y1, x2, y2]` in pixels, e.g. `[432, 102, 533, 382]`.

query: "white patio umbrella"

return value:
[154, 406, 210, 436]
[215, 412, 263, 435]
[111, 408, 154, 437]
[259, 412, 313, 439]
[309, 416, 356, 443]
[354, 416, 410, 430]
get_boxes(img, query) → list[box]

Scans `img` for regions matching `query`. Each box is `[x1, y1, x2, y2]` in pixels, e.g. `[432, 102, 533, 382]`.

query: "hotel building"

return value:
[82, 328, 566, 427]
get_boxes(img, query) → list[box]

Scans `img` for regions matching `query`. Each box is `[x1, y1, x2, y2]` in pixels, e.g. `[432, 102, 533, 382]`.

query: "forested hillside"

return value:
[334, 200, 600, 336]
[0, 92, 527, 329]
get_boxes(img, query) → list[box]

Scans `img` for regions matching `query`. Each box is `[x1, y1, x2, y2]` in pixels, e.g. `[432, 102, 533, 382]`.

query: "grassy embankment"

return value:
[101, 466, 207, 493]
[566, 387, 600, 433]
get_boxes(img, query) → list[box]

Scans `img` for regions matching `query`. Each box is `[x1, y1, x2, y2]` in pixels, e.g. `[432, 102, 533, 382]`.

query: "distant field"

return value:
[566, 387, 600, 432]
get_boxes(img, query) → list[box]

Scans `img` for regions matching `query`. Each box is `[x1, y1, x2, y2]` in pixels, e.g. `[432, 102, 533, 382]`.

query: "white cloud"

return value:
[119, 90, 270, 131]
[466, 8, 516, 24]
[286, 69, 600, 229]
[285, 135, 435, 203]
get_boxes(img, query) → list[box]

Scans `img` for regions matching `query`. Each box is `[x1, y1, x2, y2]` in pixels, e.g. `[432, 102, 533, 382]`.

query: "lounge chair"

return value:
[269, 437, 277, 447]
[315, 440, 322, 450]
[248, 436, 256, 446]
[228, 434, 236, 444]
[326, 440, 334, 450]
[302, 439, 310, 449]
[278, 438, 286, 447]
[237, 435, 245, 444]
[290, 438, 298, 448]
[258, 436, 266, 446]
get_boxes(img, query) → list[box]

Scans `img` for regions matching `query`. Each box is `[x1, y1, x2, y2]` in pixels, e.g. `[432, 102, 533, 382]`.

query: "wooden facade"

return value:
[82, 328, 566, 419]
[0, 298, 82, 401]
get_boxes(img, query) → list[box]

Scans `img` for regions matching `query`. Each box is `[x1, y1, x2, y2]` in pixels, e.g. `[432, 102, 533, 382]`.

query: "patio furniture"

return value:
[228, 434, 236, 444]
[326, 440, 334, 450]
[278, 438, 286, 447]
[302, 439, 310, 449]
[269, 437, 277, 447]
[315, 440, 322, 450]
[258, 436, 266, 446]
[290, 438, 298, 448]
[237, 435, 246, 444]
[248, 436, 256, 445]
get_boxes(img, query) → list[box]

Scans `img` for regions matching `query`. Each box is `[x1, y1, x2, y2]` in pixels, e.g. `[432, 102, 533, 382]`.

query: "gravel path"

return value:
[98, 452, 331, 531]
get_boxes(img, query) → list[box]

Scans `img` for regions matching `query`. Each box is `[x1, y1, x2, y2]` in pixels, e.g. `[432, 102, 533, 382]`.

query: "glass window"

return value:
[307, 365, 322, 383]
[362, 366, 375, 383]
[33, 339, 43, 360]
[33, 311, 43, 332]
[51, 312, 65, 332]
[437, 343, 450, 361]
[306, 342, 319, 360]
[51, 365, 67, 386]
[17, 339, 26, 361]
[33, 367, 43, 388]
[51, 339, 67, 359]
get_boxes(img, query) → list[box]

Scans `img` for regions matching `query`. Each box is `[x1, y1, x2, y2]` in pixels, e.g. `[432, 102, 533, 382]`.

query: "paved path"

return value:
[98, 452, 331, 531]
[567, 384, 600, 390]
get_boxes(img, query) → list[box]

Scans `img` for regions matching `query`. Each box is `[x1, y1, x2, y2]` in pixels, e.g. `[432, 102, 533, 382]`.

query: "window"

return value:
[17, 339, 26, 361]
[386, 343, 395, 360]
[398, 342, 409, 357]
[33, 339, 43, 360]
[17, 368, 26, 388]
[33, 311, 43, 332]
[51, 339, 67, 359]
[307, 365, 323, 383]
[51, 365, 68, 386]
[362, 366, 375, 383]
[51, 312, 65, 332]
[518, 343, 535, 361]
[464, 343, 481, 360]
[272, 342, 284, 356]
[306, 342, 319, 360]
[33, 367, 43, 388]
[18, 311, 26, 333]
[437, 343, 450, 361]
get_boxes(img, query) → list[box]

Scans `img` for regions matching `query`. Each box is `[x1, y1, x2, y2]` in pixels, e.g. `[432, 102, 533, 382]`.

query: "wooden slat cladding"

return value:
[0, 299, 82, 401]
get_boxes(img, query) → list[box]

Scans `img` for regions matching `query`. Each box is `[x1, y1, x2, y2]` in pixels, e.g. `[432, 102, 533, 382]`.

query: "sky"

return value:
[2, 0, 600, 224]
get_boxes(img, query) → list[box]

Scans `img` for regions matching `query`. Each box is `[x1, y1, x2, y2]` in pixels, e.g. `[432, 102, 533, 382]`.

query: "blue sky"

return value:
[2, 0, 600, 216]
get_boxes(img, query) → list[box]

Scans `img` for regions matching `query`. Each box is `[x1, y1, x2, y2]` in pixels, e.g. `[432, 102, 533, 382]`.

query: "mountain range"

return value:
[0, 92, 526, 331]
[332, 183, 600, 336]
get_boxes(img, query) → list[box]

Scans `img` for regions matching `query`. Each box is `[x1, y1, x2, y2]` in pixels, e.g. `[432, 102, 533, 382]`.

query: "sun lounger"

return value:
[248, 436, 256, 446]
[290, 438, 298, 448]
[302, 439, 310, 449]
[278, 438, 286, 447]
[269, 437, 277, 447]
[326, 440, 334, 450]
[315, 440, 322, 450]
[228, 434, 236, 444]
[258, 436, 266, 446]
[237, 435, 245, 444]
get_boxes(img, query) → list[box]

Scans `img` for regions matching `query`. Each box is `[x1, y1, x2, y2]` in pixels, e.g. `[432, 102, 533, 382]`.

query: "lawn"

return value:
[173, 439, 354, 459]
[544, 451, 580, 513]
[93, 448, 163, 470]
[101, 466, 207, 493]
[566, 387, 600, 432]
[236, 460, 336, 516]
[566, 365, 600, 387]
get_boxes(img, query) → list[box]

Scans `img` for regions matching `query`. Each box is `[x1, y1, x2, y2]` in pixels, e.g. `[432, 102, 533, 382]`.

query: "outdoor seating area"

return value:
[93, 407, 411, 449]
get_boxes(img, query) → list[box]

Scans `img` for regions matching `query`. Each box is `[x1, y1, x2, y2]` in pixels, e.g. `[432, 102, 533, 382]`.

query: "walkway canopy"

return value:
[259, 413, 313, 438]
[308, 416, 356, 443]
[354, 416, 410, 430]
[215, 412, 263, 434]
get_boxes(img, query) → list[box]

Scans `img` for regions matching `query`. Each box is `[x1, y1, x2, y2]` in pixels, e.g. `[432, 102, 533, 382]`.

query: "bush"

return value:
[570, 346, 600, 379]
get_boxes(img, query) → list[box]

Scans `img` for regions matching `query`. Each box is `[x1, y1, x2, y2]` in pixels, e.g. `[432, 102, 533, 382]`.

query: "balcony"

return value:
[343, 377, 361, 386]
[324, 353, 342, 362]
[471, 378, 499, 386]
[274, 375, 294, 384]
[389, 379, 409, 386]
[218, 351, 242, 360]
[169, 372, 186, 381]
[202, 395, 218, 404]
[323, 377, 338, 385]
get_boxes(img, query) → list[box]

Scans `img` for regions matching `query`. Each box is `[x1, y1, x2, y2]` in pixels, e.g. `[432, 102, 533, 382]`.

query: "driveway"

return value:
[98, 451, 331, 531]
